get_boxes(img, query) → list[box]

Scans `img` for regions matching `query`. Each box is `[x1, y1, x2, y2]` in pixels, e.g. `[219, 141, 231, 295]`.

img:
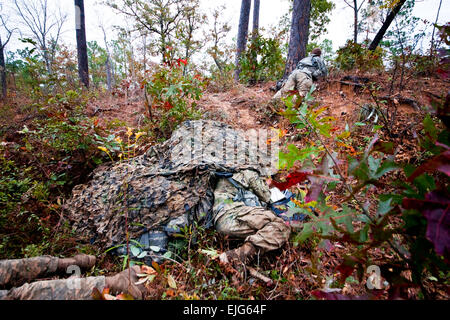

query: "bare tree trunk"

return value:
[284, 0, 311, 78]
[142, 32, 147, 72]
[101, 25, 113, 91]
[368, 0, 406, 51]
[252, 0, 260, 39]
[0, 16, 14, 100]
[105, 58, 112, 92]
[345, 0, 367, 43]
[43, 46, 52, 75]
[430, 0, 442, 57]
[75, 0, 89, 88]
[0, 37, 6, 100]
[13, 0, 67, 77]
[234, 0, 251, 82]
[353, 0, 358, 43]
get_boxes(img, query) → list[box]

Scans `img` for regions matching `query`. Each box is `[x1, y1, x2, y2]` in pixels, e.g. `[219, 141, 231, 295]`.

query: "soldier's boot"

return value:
[56, 254, 96, 271]
[219, 242, 257, 265]
[105, 266, 145, 300]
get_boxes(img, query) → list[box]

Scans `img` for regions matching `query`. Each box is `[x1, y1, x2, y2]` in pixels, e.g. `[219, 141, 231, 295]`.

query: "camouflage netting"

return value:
[65, 120, 278, 249]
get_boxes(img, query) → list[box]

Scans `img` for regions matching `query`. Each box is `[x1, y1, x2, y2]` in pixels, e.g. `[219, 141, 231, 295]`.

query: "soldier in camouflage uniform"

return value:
[273, 48, 328, 100]
[0, 254, 144, 300]
[214, 170, 291, 264]
[0, 254, 95, 289]
[0, 121, 286, 299]
[64, 120, 280, 252]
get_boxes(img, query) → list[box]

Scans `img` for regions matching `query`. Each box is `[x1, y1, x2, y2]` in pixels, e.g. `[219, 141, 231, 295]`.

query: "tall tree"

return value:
[234, 0, 251, 82]
[100, 24, 114, 91]
[252, 0, 260, 39]
[429, 0, 443, 57]
[344, 0, 367, 43]
[13, 0, 67, 75]
[75, 0, 89, 88]
[368, 0, 407, 51]
[107, 0, 193, 63]
[284, 0, 311, 78]
[0, 13, 16, 100]
[206, 6, 231, 72]
[177, 0, 205, 75]
[309, 0, 335, 42]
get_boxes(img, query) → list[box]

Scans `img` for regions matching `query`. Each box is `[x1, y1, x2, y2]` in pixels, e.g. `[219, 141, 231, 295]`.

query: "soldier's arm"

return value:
[2, 276, 106, 300]
[238, 170, 272, 204]
[0, 256, 59, 288]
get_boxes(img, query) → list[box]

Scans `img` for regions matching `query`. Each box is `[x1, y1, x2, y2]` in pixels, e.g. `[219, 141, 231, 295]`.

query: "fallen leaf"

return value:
[151, 261, 161, 273]
[116, 293, 134, 300]
[103, 293, 117, 300]
[167, 274, 177, 289]
[141, 265, 157, 275]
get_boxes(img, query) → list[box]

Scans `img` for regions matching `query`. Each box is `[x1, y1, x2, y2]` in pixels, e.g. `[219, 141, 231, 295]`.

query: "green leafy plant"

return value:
[335, 40, 384, 72]
[276, 86, 449, 299]
[143, 56, 205, 137]
[239, 34, 285, 84]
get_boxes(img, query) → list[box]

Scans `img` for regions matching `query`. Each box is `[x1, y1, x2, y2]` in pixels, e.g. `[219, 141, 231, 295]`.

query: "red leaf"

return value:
[163, 101, 174, 111]
[177, 58, 188, 66]
[336, 255, 362, 283]
[336, 263, 355, 283]
[271, 171, 311, 190]
[305, 181, 323, 203]
[402, 191, 450, 261]
[407, 150, 450, 181]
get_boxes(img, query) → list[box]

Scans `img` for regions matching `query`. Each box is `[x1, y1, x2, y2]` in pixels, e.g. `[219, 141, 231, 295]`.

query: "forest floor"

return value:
[1, 70, 448, 300]
[78, 71, 448, 299]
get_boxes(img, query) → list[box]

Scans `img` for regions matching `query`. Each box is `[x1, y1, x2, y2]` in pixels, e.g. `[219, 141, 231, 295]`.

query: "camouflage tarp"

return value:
[65, 120, 278, 249]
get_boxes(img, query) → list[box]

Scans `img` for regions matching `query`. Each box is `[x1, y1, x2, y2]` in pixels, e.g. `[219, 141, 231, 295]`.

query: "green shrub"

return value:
[206, 63, 235, 93]
[239, 34, 285, 84]
[144, 58, 206, 137]
[335, 40, 384, 72]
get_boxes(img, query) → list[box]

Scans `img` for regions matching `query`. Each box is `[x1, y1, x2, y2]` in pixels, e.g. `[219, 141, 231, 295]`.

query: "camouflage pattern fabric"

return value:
[296, 54, 328, 81]
[213, 170, 291, 252]
[273, 53, 328, 100]
[1, 276, 105, 300]
[0, 256, 59, 289]
[65, 120, 278, 250]
[273, 70, 314, 99]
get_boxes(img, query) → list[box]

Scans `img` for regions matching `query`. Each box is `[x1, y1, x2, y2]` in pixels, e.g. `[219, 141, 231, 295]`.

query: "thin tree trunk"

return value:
[353, 0, 358, 43]
[252, 0, 260, 39]
[101, 26, 113, 91]
[368, 0, 407, 51]
[75, 0, 89, 88]
[430, 0, 442, 57]
[0, 37, 6, 100]
[105, 58, 112, 92]
[284, 0, 311, 78]
[43, 46, 52, 75]
[143, 32, 147, 72]
[234, 0, 251, 82]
